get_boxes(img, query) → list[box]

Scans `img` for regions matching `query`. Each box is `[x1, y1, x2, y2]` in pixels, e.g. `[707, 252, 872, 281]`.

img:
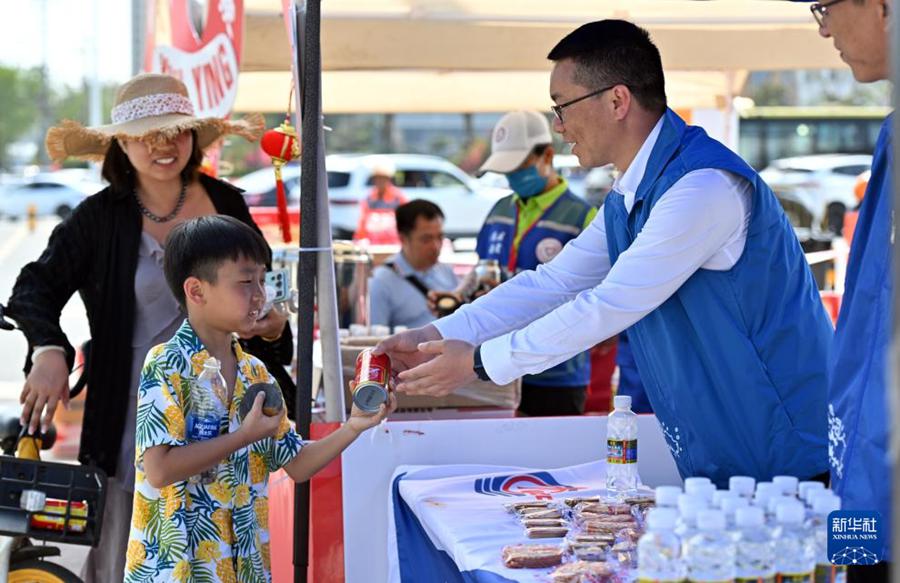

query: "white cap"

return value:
[721, 496, 749, 516]
[776, 501, 806, 524]
[713, 490, 739, 509]
[807, 489, 836, 507]
[647, 508, 679, 531]
[729, 476, 756, 497]
[768, 494, 796, 515]
[813, 494, 841, 515]
[735, 506, 765, 528]
[684, 477, 712, 495]
[203, 356, 221, 369]
[678, 494, 707, 519]
[773, 476, 799, 496]
[798, 481, 826, 502]
[655, 486, 682, 508]
[613, 395, 632, 410]
[367, 156, 396, 178]
[479, 110, 553, 174]
[697, 509, 726, 531]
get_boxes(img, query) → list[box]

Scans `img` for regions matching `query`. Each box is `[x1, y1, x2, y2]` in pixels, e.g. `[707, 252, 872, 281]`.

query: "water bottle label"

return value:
[607, 438, 637, 464]
[815, 564, 847, 583]
[187, 413, 220, 441]
[776, 573, 813, 583]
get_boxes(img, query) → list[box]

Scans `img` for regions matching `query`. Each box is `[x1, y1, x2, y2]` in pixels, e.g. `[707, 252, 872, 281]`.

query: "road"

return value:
[0, 216, 91, 577]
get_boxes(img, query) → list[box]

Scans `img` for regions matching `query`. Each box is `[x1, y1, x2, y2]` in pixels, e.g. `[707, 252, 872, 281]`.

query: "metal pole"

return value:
[890, 0, 899, 577]
[293, 1, 320, 581]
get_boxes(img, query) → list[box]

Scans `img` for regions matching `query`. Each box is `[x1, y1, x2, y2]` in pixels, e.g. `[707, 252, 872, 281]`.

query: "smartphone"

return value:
[265, 269, 291, 303]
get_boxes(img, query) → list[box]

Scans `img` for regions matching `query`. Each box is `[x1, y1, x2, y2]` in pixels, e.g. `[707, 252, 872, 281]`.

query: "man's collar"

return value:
[611, 116, 665, 198]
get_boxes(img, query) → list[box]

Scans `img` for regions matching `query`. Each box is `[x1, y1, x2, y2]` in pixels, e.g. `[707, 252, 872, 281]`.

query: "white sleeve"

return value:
[480, 170, 749, 385]
[434, 210, 611, 345]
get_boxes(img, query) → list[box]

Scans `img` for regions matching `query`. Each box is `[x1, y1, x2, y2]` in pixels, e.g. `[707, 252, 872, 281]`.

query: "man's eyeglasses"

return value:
[810, 0, 850, 27]
[551, 84, 618, 124]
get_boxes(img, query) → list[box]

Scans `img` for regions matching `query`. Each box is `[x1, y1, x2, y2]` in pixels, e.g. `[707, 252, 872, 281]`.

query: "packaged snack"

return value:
[501, 544, 565, 569]
[525, 526, 569, 539]
[550, 560, 615, 582]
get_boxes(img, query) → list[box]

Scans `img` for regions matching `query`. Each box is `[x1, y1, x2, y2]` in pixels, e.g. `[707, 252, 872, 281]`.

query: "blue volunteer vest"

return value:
[476, 187, 592, 387]
[828, 115, 893, 559]
[604, 109, 831, 486]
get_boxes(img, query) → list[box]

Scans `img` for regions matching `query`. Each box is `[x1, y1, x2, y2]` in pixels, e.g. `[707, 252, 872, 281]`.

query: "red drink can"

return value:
[353, 349, 392, 413]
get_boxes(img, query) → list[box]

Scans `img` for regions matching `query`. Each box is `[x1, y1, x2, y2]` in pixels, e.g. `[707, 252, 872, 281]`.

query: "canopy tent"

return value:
[234, 0, 846, 113]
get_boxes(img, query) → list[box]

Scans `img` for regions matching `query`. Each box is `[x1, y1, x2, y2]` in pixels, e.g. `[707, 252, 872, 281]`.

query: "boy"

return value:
[125, 215, 393, 582]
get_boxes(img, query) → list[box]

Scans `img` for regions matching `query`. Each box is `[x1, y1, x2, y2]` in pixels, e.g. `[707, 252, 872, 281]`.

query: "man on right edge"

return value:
[805, 0, 894, 581]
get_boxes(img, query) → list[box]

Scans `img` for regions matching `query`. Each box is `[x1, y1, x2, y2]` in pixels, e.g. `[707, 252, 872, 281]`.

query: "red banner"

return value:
[143, 0, 244, 119]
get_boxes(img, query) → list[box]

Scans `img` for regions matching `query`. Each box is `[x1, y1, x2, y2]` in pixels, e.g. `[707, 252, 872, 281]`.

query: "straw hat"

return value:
[45, 73, 265, 162]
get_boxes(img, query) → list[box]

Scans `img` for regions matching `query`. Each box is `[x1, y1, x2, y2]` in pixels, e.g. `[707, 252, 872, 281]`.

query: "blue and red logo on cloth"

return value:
[473, 472, 585, 500]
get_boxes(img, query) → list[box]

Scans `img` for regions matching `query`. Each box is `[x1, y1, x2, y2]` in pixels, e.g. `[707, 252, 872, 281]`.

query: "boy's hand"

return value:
[238, 392, 282, 445]
[345, 392, 397, 435]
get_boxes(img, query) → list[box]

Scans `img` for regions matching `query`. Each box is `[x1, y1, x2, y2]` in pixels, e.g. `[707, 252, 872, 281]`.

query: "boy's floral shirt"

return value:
[125, 319, 303, 583]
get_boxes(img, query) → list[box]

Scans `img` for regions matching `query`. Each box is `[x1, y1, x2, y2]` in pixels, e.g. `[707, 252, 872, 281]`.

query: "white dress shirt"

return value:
[435, 117, 753, 385]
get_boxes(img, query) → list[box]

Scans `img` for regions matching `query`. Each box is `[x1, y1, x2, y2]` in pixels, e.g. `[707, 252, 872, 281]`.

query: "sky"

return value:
[0, 0, 133, 89]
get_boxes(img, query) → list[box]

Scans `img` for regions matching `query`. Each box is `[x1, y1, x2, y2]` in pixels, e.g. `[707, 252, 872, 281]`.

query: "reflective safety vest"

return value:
[476, 187, 593, 387]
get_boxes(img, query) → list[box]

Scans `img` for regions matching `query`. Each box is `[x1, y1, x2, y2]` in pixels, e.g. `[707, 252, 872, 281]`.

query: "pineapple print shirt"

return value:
[125, 319, 303, 583]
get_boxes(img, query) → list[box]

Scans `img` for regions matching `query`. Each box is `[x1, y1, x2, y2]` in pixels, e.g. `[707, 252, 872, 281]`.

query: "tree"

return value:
[0, 66, 43, 170]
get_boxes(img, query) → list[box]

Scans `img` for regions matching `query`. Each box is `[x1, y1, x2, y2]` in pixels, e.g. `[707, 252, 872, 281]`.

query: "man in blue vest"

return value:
[376, 19, 832, 487]
[467, 110, 596, 416]
[806, 0, 893, 580]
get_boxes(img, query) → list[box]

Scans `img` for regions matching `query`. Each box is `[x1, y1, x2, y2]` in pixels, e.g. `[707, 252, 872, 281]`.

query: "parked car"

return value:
[236, 154, 509, 239]
[0, 178, 95, 220]
[759, 154, 872, 235]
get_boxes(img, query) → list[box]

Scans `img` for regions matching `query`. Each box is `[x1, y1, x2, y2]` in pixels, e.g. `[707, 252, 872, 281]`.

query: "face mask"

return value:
[506, 164, 548, 199]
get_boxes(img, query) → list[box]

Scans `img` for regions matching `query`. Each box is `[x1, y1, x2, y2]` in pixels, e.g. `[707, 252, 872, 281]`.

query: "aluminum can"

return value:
[353, 349, 392, 413]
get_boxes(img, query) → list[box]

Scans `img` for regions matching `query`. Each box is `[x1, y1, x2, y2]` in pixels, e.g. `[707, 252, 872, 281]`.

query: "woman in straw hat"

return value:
[4, 73, 295, 582]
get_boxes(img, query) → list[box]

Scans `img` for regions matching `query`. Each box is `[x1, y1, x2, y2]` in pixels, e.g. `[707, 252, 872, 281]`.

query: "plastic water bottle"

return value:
[773, 502, 816, 583]
[684, 477, 712, 497]
[729, 476, 756, 500]
[606, 395, 638, 500]
[754, 482, 779, 514]
[186, 357, 228, 484]
[675, 495, 707, 547]
[684, 510, 736, 582]
[799, 481, 826, 506]
[808, 495, 845, 583]
[773, 475, 800, 497]
[713, 489, 740, 509]
[721, 496, 750, 529]
[733, 506, 776, 583]
[638, 508, 685, 582]
[655, 485, 682, 509]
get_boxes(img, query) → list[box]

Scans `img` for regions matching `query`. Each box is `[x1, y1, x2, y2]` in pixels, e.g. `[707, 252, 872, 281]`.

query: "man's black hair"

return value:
[164, 215, 270, 309]
[395, 199, 445, 236]
[547, 20, 667, 114]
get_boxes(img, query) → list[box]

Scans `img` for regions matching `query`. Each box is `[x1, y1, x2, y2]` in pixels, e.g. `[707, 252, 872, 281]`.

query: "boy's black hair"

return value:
[102, 129, 204, 194]
[547, 20, 667, 114]
[164, 215, 270, 309]
[395, 199, 444, 236]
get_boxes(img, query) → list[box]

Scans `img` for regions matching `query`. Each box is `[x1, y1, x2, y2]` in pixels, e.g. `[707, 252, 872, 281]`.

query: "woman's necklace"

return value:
[135, 178, 187, 223]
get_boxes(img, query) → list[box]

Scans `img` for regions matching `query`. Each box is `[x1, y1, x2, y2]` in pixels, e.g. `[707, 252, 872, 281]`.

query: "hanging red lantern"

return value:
[260, 118, 301, 243]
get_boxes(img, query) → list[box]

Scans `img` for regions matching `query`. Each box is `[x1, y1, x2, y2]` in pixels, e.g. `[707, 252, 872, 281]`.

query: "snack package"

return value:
[501, 543, 565, 569]
[550, 560, 616, 583]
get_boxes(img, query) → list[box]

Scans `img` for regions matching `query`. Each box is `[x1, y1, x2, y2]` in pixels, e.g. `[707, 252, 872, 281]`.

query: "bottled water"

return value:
[754, 482, 779, 513]
[713, 489, 740, 509]
[606, 395, 638, 500]
[729, 476, 756, 500]
[733, 506, 776, 583]
[675, 495, 707, 551]
[799, 481, 826, 506]
[684, 477, 712, 498]
[186, 357, 228, 484]
[773, 475, 800, 497]
[768, 494, 797, 521]
[774, 502, 816, 583]
[721, 496, 750, 529]
[638, 508, 685, 582]
[655, 485, 682, 509]
[808, 495, 846, 583]
[684, 510, 736, 582]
